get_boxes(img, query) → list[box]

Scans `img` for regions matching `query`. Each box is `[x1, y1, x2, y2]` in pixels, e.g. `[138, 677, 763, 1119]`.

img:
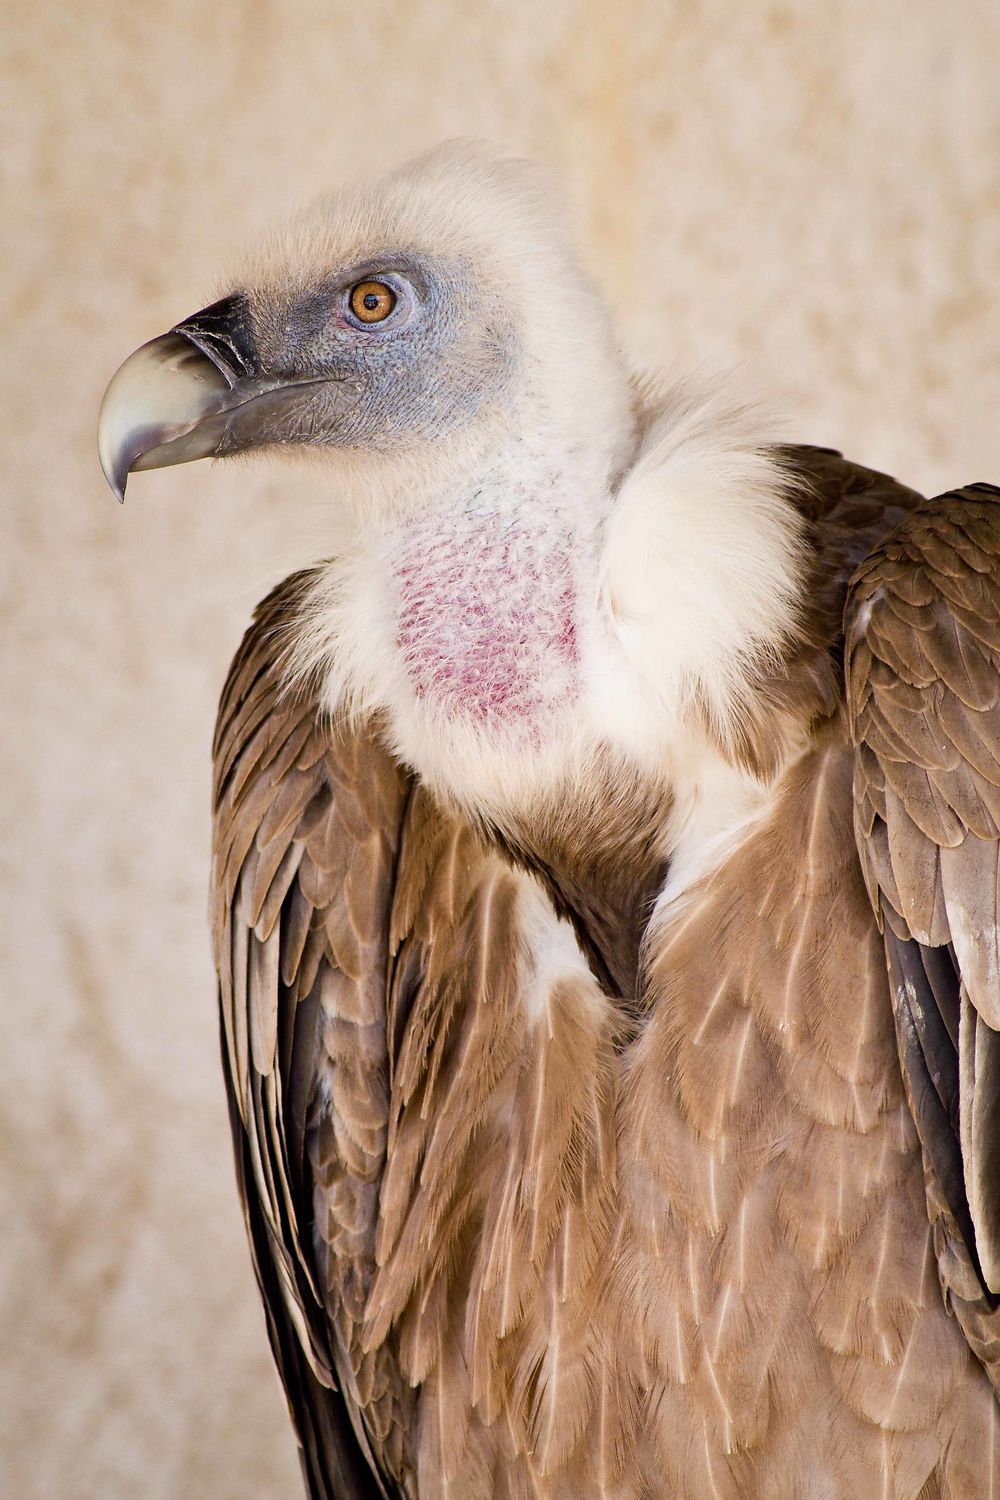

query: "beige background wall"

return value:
[3, 2, 998, 1495]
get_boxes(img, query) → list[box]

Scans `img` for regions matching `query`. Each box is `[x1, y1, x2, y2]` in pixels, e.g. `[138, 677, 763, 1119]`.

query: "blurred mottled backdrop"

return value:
[2, 1, 998, 1495]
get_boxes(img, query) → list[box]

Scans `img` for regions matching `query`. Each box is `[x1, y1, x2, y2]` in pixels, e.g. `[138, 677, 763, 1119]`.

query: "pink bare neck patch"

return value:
[393, 508, 580, 726]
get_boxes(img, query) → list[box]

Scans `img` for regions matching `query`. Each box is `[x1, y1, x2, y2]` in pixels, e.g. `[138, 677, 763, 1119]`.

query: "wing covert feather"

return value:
[846, 483, 1000, 1383]
[211, 571, 414, 1499]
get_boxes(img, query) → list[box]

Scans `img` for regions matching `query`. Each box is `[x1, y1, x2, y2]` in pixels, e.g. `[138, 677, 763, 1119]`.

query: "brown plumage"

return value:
[98, 144, 1000, 1497]
[207, 460, 1000, 1500]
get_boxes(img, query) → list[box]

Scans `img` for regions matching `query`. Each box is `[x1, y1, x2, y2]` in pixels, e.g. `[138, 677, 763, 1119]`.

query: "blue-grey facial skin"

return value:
[242, 252, 517, 453]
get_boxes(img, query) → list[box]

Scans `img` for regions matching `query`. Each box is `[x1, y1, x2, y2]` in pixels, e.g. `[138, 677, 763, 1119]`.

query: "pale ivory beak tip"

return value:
[96, 332, 231, 503]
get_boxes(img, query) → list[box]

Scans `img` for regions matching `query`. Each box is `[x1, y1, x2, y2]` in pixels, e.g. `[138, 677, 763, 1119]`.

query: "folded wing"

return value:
[212, 572, 413, 1499]
[846, 483, 1000, 1382]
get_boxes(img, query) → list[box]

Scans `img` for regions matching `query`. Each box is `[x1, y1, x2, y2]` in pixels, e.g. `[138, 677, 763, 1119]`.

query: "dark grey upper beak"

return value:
[97, 294, 342, 502]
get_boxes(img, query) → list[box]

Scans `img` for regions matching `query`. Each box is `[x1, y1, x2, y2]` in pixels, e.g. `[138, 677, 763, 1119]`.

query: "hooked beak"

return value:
[97, 294, 342, 502]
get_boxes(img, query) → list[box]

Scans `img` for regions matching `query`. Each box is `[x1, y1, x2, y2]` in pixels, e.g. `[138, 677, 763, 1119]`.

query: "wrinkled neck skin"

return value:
[298, 365, 643, 808]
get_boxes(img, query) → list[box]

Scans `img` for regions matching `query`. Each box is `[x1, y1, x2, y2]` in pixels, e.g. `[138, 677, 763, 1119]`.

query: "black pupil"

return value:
[363, 292, 381, 311]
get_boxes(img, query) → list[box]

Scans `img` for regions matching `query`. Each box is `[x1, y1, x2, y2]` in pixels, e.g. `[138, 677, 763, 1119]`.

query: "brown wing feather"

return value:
[211, 571, 414, 1499]
[212, 574, 622, 1500]
[846, 483, 1000, 1384]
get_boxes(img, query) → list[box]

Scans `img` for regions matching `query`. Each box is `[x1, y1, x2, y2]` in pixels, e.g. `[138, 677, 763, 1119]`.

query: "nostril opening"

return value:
[173, 293, 260, 383]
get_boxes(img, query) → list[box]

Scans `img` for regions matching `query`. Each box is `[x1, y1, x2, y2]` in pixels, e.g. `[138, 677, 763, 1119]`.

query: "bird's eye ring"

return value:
[349, 280, 397, 324]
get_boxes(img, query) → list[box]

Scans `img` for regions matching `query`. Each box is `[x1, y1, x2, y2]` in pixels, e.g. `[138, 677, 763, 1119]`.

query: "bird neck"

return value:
[294, 415, 632, 817]
[388, 478, 596, 729]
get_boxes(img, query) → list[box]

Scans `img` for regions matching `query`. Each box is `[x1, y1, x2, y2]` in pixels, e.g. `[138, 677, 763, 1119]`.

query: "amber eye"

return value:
[349, 280, 397, 324]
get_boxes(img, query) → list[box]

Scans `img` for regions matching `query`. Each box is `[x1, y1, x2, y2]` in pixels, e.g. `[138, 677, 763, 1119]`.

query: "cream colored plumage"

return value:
[99, 143, 1000, 1498]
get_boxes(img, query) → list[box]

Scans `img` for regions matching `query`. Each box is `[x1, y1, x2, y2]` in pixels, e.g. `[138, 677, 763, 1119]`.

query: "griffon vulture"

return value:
[98, 143, 1000, 1499]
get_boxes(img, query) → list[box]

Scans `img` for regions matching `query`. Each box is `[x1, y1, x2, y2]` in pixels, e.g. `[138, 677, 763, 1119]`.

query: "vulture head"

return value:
[99, 140, 803, 833]
[98, 142, 635, 513]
